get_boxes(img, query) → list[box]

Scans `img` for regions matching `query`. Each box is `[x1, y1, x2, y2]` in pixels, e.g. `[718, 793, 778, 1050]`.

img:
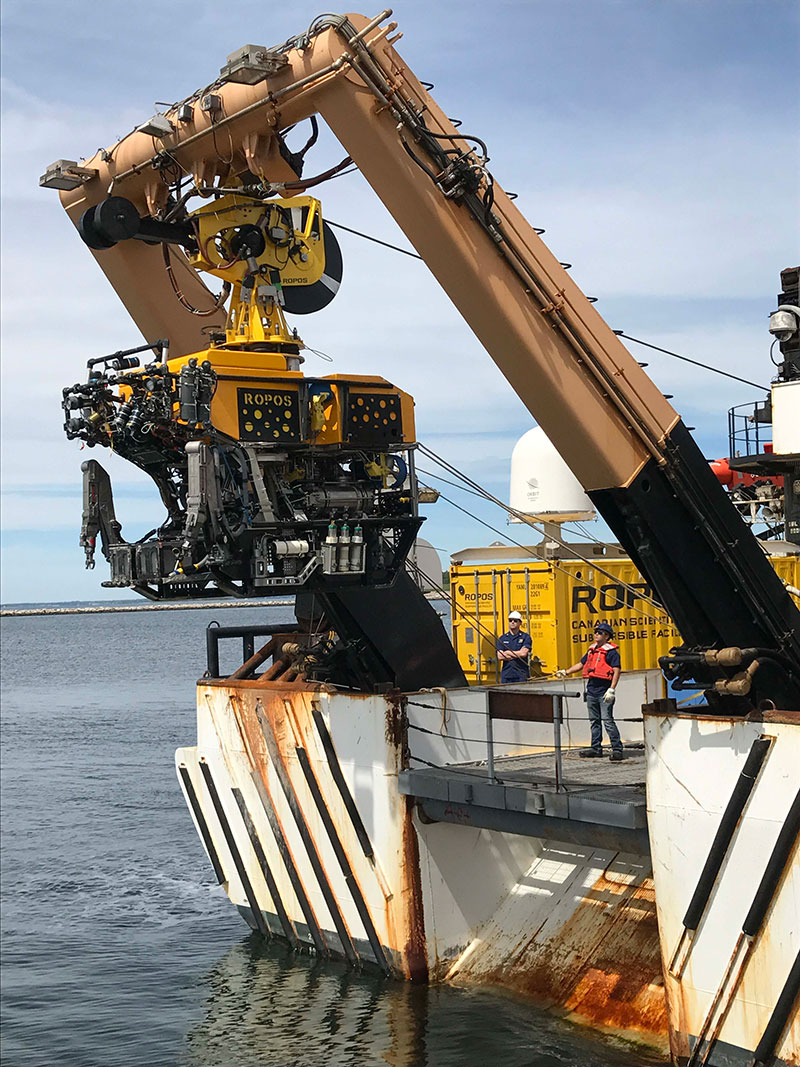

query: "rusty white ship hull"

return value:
[177, 677, 799, 1065]
[645, 708, 800, 1066]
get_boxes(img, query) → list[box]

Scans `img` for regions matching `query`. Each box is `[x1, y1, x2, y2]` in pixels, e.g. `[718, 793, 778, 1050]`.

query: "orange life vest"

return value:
[582, 641, 618, 681]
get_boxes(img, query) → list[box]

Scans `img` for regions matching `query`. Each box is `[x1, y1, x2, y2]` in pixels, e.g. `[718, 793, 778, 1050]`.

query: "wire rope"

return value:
[326, 219, 423, 259]
[321, 220, 768, 392]
[617, 333, 769, 392]
[403, 554, 501, 651]
[417, 443, 665, 612]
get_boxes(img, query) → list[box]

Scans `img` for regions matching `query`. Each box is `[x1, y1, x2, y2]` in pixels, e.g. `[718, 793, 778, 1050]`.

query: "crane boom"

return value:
[46, 11, 800, 706]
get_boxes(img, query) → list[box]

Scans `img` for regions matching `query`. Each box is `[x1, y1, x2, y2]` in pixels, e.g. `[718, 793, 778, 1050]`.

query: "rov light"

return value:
[137, 113, 174, 138]
[39, 159, 98, 190]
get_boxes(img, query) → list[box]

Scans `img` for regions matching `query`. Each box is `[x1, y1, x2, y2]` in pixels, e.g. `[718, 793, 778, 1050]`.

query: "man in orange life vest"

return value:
[557, 621, 623, 761]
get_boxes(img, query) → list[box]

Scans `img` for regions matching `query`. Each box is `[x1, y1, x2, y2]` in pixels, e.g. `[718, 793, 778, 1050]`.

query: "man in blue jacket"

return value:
[496, 611, 532, 683]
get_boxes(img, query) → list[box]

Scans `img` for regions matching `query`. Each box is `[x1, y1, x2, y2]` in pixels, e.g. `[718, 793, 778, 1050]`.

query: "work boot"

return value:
[609, 750, 624, 762]
[579, 748, 602, 758]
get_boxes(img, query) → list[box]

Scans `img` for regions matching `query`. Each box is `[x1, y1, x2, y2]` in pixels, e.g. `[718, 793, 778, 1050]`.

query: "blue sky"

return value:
[2, 0, 799, 603]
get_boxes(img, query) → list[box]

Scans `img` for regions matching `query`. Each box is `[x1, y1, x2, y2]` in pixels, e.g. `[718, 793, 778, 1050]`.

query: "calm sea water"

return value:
[1, 606, 669, 1066]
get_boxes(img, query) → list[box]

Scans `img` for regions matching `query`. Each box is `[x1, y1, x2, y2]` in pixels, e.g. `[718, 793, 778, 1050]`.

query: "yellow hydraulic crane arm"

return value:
[49, 10, 800, 698]
[55, 10, 675, 496]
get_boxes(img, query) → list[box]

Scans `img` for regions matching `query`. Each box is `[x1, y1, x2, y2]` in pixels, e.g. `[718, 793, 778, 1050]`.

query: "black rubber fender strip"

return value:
[198, 760, 270, 938]
[231, 787, 299, 950]
[311, 707, 375, 860]
[255, 704, 359, 966]
[682, 736, 772, 931]
[294, 744, 391, 974]
[743, 786, 800, 938]
[178, 763, 226, 886]
[751, 947, 800, 1067]
[247, 769, 327, 956]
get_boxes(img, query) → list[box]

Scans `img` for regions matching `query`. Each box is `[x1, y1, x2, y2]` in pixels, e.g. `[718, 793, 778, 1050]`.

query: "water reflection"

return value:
[184, 935, 669, 1067]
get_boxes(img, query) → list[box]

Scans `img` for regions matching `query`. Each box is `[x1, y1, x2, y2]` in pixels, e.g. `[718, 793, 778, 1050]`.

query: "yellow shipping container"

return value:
[450, 552, 800, 686]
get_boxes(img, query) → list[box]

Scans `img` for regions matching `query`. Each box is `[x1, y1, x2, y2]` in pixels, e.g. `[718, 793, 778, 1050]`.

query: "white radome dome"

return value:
[406, 538, 443, 592]
[509, 427, 595, 522]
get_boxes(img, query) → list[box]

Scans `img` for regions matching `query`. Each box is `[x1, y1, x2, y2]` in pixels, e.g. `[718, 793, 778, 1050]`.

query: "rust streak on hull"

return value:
[385, 688, 428, 981]
[456, 868, 668, 1041]
[400, 799, 428, 983]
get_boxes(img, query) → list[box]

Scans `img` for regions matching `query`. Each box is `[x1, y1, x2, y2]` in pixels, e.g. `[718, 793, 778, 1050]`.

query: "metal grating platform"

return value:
[399, 747, 650, 854]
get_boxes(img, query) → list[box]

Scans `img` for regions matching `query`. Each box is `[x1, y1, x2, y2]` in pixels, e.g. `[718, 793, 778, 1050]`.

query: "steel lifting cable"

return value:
[326, 219, 423, 260]
[437, 484, 664, 616]
[408, 754, 505, 782]
[404, 554, 529, 659]
[403, 555, 501, 650]
[406, 709, 643, 727]
[571, 518, 619, 552]
[417, 466, 501, 503]
[417, 443, 665, 612]
[618, 333, 769, 393]
[417, 467, 621, 593]
[339, 21, 666, 461]
[409, 469, 667, 655]
[424, 446, 658, 604]
[418, 462, 646, 561]
[322, 224, 769, 394]
[406, 697, 644, 724]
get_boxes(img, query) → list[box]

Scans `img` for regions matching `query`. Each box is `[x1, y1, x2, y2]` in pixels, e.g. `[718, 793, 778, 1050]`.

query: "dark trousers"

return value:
[587, 691, 622, 753]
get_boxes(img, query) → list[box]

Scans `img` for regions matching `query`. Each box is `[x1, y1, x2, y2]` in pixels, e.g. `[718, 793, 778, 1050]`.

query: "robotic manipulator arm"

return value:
[44, 11, 800, 706]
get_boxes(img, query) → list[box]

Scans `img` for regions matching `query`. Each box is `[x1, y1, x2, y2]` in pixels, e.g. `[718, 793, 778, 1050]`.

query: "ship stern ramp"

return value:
[176, 670, 676, 1050]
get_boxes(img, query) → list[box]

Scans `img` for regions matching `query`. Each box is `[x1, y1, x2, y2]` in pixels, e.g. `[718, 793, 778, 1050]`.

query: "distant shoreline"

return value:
[1, 591, 444, 618]
[0, 599, 295, 618]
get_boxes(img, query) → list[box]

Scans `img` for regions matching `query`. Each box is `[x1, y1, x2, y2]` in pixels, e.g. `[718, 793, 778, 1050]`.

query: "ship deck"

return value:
[399, 746, 651, 854]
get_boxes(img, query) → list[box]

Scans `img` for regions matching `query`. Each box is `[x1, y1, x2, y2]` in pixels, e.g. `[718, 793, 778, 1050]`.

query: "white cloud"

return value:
[1, 0, 797, 602]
